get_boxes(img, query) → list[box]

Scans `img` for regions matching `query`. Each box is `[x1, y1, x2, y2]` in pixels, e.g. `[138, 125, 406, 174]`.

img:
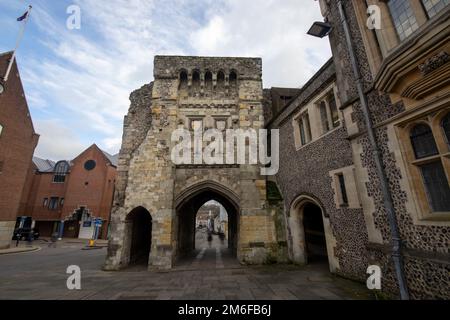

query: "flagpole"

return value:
[3, 5, 32, 82]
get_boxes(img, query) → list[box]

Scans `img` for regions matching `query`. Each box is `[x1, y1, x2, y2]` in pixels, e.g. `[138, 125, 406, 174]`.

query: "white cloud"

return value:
[16, 0, 330, 159]
[34, 119, 86, 160]
[189, 0, 331, 87]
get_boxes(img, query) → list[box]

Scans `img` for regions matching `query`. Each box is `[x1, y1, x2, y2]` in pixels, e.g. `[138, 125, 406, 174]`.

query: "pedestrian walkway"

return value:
[174, 230, 242, 271]
[0, 240, 374, 300]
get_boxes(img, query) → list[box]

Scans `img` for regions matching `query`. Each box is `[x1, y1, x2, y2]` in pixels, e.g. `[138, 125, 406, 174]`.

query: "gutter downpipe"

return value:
[337, 0, 410, 300]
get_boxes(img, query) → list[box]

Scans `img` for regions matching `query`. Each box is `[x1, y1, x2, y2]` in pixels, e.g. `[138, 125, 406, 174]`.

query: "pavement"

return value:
[0, 245, 40, 255]
[0, 232, 375, 300]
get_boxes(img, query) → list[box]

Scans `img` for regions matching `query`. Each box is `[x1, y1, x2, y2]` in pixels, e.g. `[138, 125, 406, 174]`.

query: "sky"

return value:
[0, 0, 331, 161]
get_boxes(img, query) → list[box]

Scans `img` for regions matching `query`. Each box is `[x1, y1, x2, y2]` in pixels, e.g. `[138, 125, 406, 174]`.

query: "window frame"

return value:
[315, 88, 341, 136]
[398, 108, 450, 221]
[387, 0, 420, 41]
[420, 0, 450, 19]
[296, 112, 312, 147]
[48, 197, 59, 210]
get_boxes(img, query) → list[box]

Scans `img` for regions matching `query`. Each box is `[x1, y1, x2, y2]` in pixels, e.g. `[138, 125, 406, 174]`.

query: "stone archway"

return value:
[124, 207, 152, 266]
[175, 181, 240, 263]
[288, 195, 339, 272]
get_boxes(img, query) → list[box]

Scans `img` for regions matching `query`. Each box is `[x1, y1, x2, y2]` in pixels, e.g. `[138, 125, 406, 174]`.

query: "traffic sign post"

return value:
[89, 218, 103, 247]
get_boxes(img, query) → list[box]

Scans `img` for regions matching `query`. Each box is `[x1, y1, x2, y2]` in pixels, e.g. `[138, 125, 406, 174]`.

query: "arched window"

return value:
[53, 161, 69, 183]
[441, 112, 450, 147]
[205, 71, 213, 89]
[217, 71, 225, 88]
[410, 124, 438, 159]
[192, 70, 200, 88]
[179, 70, 188, 89]
[229, 70, 237, 85]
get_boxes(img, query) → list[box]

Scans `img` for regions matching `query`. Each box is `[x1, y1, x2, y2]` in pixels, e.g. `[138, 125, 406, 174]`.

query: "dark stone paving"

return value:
[0, 237, 374, 300]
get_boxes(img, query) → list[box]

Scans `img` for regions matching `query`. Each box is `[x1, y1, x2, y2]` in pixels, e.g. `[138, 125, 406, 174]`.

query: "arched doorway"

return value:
[175, 182, 240, 265]
[126, 207, 152, 266]
[302, 202, 328, 263]
[289, 195, 337, 271]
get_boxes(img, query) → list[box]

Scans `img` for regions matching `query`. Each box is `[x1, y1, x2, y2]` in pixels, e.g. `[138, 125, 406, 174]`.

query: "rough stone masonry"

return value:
[104, 56, 284, 271]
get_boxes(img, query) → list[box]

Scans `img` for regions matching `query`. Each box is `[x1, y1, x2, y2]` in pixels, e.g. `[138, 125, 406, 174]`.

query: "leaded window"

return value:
[410, 124, 439, 159]
[421, 0, 449, 18]
[420, 161, 450, 212]
[388, 0, 419, 41]
[408, 118, 450, 214]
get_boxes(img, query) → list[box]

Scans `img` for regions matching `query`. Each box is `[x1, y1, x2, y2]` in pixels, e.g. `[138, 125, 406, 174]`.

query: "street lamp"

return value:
[0, 81, 5, 95]
[307, 21, 333, 38]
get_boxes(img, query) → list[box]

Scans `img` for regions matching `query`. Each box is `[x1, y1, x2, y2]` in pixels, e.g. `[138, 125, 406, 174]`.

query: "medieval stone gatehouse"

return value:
[104, 56, 283, 270]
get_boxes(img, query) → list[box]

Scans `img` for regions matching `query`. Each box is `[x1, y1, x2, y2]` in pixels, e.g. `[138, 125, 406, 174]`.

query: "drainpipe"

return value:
[337, 0, 409, 300]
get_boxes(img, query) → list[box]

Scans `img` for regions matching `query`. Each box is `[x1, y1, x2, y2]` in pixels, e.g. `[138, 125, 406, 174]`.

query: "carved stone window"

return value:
[297, 112, 312, 146]
[403, 113, 450, 215]
[317, 90, 340, 135]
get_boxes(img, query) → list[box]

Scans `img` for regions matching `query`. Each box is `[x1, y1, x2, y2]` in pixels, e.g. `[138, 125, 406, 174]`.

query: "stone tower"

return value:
[104, 56, 280, 270]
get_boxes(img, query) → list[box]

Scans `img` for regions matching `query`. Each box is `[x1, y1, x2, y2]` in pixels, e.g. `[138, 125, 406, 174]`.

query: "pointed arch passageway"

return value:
[175, 182, 241, 269]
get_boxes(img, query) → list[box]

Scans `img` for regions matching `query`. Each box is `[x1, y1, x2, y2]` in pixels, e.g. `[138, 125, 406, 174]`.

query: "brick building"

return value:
[0, 51, 39, 249]
[20, 144, 117, 240]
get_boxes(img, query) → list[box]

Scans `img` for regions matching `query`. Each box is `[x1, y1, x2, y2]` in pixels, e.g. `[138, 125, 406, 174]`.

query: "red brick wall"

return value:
[63, 145, 116, 238]
[21, 144, 116, 239]
[0, 54, 39, 223]
[26, 172, 67, 221]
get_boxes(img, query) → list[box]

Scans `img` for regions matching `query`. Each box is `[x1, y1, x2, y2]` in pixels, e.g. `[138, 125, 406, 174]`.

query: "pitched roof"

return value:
[32, 157, 56, 173]
[101, 150, 119, 167]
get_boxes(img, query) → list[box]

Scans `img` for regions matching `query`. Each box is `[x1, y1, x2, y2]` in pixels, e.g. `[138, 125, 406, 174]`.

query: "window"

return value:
[410, 124, 439, 159]
[60, 198, 65, 207]
[329, 94, 340, 128]
[229, 70, 237, 87]
[53, 161, 69, 183]
[298, 112, 312, 146]
[43, 198, 48, 207]
[388, 0, 419, 41]
[408, 121, 450, 213]
[419, 162, 450, 212]
[0, 160, 3, 174]
[338, 174, 349, 206]
[421, 0, 449, 18]
[84, 160, 96, 171]
[205, 71, 213, 89]
[319, 101, 330, 132]
[179, 70, 188, 89]
[317, 91, 340, 134]
[217, 71, 225, 87]
[192, 70, 200, 88]
[48, 197, 59, 210]
[441, 113, 450, 147]
[0, 124, 3, 137]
